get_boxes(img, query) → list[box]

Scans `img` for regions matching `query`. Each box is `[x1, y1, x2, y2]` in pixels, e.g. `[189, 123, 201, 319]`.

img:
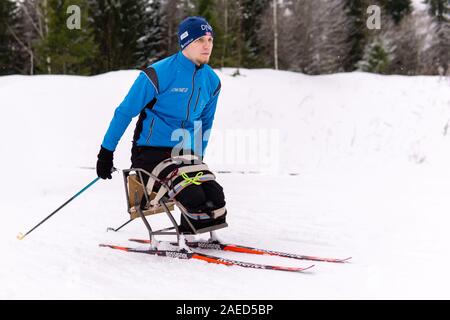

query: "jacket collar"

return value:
[177, 51, 204, 72]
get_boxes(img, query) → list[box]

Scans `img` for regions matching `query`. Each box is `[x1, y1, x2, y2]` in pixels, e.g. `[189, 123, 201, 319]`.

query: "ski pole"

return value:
[17, 168, 116, 240]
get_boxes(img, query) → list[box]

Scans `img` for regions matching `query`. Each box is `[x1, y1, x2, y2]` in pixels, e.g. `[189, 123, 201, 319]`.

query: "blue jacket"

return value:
[101, 51, 221, 157]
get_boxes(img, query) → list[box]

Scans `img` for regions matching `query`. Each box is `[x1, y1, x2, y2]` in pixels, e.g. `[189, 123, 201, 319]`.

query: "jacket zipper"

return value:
[193, 88, 201, 112]
[145, 118, 155, 144]
[182, 68, 198, 129]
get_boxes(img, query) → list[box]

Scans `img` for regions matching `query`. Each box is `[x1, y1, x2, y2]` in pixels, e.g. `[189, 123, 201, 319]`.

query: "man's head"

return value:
[178, 16, 214, 66]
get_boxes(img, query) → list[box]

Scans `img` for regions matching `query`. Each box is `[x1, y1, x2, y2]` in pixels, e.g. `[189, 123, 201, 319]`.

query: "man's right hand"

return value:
[96, 146, 114, 179]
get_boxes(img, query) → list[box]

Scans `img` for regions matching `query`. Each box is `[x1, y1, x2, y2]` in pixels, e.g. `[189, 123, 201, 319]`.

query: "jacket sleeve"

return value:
[200, 81, 221, 156]
[101, 72, 156, 151]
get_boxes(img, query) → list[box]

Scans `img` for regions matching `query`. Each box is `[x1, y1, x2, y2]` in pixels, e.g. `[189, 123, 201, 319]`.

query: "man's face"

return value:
[183, 35, 214, 65]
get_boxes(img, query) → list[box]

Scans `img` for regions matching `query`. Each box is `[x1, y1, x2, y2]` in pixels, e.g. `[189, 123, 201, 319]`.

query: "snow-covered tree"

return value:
[137, 0, 167, 68]
[357, 0, 425, 75]
[358, 35, 395, 74]
[422, 0, 449, 75]
[89, 0, 160, 72]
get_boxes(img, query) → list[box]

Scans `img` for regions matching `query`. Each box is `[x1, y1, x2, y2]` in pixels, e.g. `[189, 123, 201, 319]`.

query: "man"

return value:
[96, 16, 225, 233]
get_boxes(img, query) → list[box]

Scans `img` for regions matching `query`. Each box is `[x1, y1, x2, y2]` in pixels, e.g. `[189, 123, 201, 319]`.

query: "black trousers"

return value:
[131, 146, 226, 212]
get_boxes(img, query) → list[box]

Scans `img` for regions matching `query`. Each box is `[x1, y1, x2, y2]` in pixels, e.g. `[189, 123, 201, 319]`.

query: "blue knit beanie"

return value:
[178, 16, 214, 50]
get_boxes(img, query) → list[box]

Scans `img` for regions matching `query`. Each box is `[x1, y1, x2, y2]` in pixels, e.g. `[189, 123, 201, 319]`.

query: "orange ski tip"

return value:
[99, 244, 130, 251]
[224, 245, 264, 255]
[192, 254, 233, 266]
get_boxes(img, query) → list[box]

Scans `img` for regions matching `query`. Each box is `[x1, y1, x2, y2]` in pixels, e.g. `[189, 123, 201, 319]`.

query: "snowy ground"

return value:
[0, 68, 449, 299]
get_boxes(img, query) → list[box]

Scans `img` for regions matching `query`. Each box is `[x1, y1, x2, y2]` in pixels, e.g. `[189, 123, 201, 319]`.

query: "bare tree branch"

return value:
[6, 23, 34, 75]
[21, 1, 44, 39]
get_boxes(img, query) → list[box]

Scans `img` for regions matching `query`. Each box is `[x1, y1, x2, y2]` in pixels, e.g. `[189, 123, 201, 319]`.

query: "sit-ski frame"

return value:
[107, 168, 227, 248]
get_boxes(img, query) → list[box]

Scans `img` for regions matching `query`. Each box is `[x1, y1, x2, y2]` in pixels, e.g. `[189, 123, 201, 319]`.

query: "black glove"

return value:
[96, 146, 114, 179]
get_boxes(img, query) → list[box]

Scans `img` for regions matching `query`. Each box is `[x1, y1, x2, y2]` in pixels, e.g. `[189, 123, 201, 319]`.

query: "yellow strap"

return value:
[181, 172, 203, 186]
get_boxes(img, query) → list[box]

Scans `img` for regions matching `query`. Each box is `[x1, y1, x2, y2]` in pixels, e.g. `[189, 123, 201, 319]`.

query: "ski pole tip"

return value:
[17, 232, 25, 240]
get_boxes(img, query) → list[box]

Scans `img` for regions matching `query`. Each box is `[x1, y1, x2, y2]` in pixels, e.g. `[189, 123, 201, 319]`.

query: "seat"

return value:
[108, 166, 227, 247]
[127, 173, 175, 219]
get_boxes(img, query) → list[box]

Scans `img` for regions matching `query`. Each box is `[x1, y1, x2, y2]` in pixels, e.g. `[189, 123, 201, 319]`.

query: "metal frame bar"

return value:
[109, 168, 227, 245]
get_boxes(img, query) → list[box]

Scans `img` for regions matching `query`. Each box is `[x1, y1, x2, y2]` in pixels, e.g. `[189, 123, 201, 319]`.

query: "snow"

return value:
[411, 0, 428, 12]
[0, 68, 450, 299]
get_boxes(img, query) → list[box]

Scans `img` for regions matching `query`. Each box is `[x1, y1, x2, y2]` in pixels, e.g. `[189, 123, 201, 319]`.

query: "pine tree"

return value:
[215, 0, 267, 70]
[122, 0, 154, 69]
[373, 1, 423, 75]
[342, 0, 411, 71]
[137, 0, 167, 68]
[343, 0, 370, 71]
[425, 0, 449, 22]
[380, 0, 412, 24]
[197, 0, 216, 22]
[358, 36, 395, 74]
[0, 0, 19, 74]
[196, 0, 222, 67]
[88, 0, 115, 72]
[223, 0, 244, 69]
[89, 0, 155, 72]
[215, 0, 231, 68]
[240, 0, 270, 68]
[35, 0, 98, 75]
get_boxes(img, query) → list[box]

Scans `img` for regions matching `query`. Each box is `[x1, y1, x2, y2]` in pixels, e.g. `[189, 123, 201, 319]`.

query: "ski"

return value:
[129, 239, 351, 263]
[99, 244, 314, 273]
